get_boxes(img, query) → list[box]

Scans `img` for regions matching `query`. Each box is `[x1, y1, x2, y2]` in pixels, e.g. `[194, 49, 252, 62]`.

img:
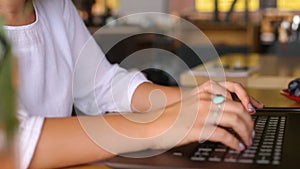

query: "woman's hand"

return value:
[186, 91, 254, 151]
[192, 80, 264, 113]
[187, 80, 263, 150]
[150, 80, 263, 151]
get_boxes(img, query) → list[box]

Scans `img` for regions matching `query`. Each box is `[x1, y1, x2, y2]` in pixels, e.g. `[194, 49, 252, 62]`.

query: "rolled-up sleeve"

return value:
[94, 63, 149, 113]
[73, 41, 150, 115]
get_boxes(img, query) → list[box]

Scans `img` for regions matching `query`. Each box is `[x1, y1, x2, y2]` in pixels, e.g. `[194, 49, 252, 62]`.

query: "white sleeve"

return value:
[17, 108, 44, 169]
[63, 0, 150, 115]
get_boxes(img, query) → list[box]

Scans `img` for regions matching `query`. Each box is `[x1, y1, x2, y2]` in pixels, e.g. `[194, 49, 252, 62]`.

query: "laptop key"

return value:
[258, 152, 272, 157]
[259, 148, 272, 153]
[238, 158, 254, 163]
[209, 151, 225, 159]
[214, 148, 226, 152]
[256, 155, 272, 164]
[241, 153, 255, 158]
[198, 148, 213, 152]
[256, 159, 270, 164]
[191, 156, 206, 161]
[272, 160, 280, 165]
[224, 158, 238, 163]
[224, 152, 240, 162]
[208, 157, 222, 162]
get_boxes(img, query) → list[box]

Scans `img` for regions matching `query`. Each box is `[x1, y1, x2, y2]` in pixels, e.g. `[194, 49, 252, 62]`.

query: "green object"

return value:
[0, 19, 18, 147]
[213, 95, 225, 105]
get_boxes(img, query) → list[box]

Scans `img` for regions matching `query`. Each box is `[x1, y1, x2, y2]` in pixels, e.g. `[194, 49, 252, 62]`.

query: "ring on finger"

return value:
[212, 94, 225, 125]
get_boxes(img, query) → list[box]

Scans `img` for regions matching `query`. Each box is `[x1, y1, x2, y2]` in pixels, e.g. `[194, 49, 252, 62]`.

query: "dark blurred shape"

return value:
[102, 33, 202, 86]
[260, 0, 277, 9]
[288, 78, 300, 97]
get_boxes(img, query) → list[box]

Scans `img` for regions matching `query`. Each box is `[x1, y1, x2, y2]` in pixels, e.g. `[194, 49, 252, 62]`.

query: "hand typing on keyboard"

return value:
[151, 80, 264, 152]
[189, 115, 285, 165]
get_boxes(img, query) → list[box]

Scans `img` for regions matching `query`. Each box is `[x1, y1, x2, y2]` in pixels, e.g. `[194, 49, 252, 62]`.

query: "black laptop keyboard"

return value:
[189, 115, 286, 165]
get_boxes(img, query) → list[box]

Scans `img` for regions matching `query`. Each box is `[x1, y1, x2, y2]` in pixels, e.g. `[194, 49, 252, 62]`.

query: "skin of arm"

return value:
[29, 107, 178, 169]
[130, 82, 182, 112]
[29, 82, 263, 168]
[29, 116, 115, 168]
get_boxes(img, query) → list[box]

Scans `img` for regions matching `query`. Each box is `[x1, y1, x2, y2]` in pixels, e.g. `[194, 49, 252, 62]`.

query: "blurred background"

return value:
[72, 0, 300, 87]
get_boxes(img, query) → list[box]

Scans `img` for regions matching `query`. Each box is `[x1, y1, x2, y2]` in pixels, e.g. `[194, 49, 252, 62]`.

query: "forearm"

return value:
[29, 114, 157, 169]
[131, 82, 182, 112]
[28, 116, 110, 168]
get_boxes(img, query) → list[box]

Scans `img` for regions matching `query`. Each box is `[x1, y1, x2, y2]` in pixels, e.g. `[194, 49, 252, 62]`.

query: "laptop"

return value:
[105, 108, 300, 169]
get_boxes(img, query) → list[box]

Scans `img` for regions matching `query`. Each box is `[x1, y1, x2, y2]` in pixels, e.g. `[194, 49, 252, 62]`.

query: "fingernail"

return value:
[247, 103, 256, 114]
[239, 142, 245, 151]
[249, 138, 253, 146]
[252, 130, 256, 138]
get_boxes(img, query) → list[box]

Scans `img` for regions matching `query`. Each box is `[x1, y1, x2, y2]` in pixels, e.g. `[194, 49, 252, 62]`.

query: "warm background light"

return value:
[278, 0, 300, 10]
[196, 0, 259, 12]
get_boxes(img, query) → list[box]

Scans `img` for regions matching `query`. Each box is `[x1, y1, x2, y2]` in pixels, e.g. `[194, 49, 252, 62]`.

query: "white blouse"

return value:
[4, 0, 148, 168]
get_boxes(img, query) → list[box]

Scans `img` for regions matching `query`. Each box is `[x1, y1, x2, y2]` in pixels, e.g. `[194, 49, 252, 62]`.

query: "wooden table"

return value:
[247, 88, 300, 107]
[180, 54, 300, 89]
[180, 53, 300, 107]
